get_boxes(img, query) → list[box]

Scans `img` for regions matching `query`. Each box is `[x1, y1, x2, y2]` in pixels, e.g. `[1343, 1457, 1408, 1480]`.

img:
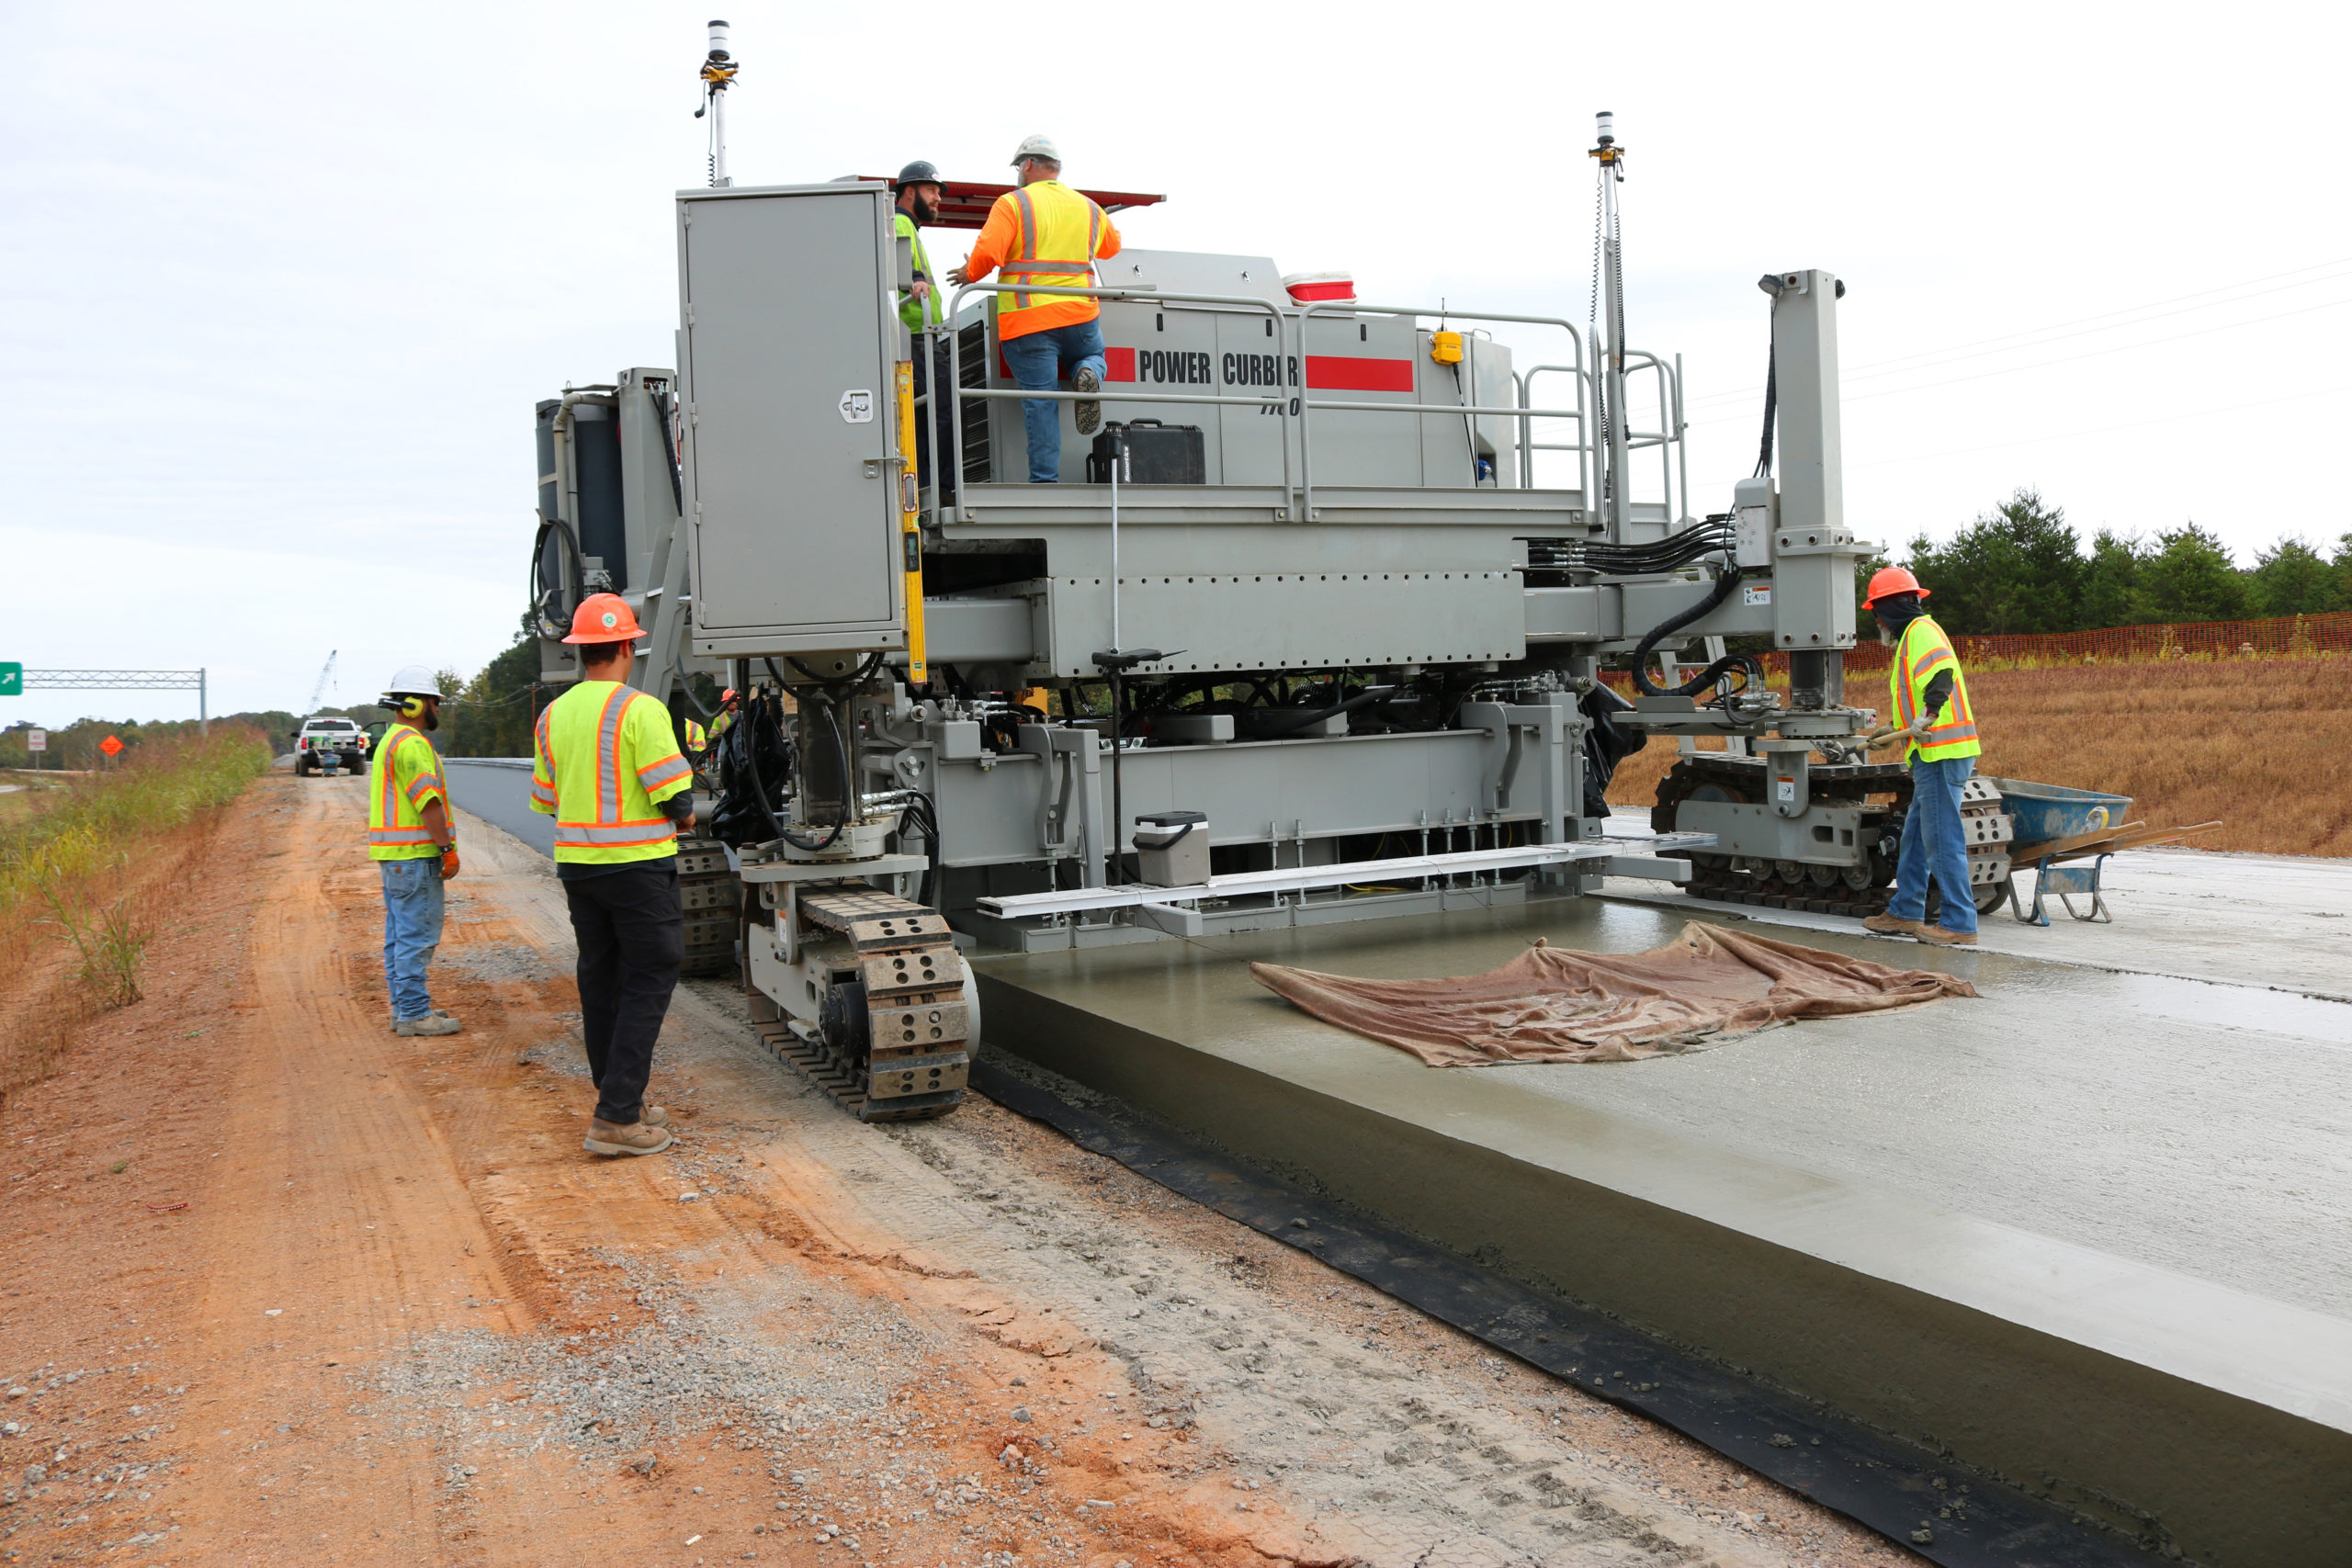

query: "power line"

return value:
[1683, 254, 2352, 410]
[1681, 293, 2352, 429]
[1691, 380, 2352, 491]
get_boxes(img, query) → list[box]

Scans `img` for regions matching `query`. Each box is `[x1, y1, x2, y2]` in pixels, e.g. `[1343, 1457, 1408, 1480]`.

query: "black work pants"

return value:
[563, 860, 684, 1125]
[911, 333, 957, 502]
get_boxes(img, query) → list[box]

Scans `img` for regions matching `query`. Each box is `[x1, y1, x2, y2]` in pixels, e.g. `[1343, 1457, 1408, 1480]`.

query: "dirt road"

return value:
[0, 773, 1913, 1566]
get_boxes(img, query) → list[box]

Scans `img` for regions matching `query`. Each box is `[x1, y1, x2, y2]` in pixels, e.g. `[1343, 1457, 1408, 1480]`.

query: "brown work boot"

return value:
[583, 1119, 673, 1157]
[641, 1104, 670, 1128]
[1860, 913, 1925, 937]
[1072, 364, 1102, 435]
[394, 1012, 462, 1037]
[1915, 926, 1979, 947]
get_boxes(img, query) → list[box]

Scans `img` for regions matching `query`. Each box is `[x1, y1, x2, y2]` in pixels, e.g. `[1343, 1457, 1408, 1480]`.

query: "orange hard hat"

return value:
[562, 592, 646, 645]
[720, 688, 738, 705]
[1863, 566, 1930, 607]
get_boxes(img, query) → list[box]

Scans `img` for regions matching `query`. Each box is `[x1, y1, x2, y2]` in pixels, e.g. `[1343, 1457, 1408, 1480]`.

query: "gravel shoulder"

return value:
[0, 772, 1919, 1567]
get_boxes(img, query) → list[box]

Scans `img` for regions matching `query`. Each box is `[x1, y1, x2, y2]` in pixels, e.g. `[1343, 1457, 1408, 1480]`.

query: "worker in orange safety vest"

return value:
[532, 592, 695, 1157]
[947, 134, 1123, 482]
[1860, 567, 1984, 947]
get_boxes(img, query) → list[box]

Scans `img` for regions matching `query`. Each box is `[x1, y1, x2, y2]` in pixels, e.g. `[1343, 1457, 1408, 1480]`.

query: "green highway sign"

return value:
[0, 663, 19, 696]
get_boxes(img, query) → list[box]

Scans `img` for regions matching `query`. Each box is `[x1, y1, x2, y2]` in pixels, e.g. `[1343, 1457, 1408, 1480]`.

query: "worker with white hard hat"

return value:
[947, 134, 1123, 481]
[369, 665, 462, 1037]
[531, 592, 695, 1157]
[1860, 567, 1984, 947]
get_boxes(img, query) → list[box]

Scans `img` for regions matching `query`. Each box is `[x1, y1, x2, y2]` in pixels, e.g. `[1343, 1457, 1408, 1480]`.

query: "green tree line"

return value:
[1877, 489, 2352, 635]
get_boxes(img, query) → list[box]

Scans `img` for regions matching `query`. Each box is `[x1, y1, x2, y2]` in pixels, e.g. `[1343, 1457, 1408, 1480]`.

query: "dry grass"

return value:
[0, 732, 269, 1102]
[1605, 661, 2352, 858]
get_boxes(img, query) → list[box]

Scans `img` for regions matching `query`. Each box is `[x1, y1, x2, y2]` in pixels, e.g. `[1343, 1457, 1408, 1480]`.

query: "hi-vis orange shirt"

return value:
[962, 180, 1122, 340]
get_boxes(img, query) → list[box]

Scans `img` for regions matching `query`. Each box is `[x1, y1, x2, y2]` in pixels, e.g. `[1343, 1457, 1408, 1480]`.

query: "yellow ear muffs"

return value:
[400, 695, 428, 718]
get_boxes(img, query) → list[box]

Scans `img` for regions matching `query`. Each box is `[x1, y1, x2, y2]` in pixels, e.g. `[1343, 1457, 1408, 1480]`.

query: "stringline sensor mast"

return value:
[694, 18, 738, 188]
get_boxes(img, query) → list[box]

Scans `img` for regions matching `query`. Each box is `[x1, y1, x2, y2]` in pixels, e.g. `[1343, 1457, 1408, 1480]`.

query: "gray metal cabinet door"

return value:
[679, 184, 904, 655]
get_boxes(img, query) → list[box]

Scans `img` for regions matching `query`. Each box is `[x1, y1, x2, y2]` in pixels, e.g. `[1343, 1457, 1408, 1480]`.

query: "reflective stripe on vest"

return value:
[1003, 183, 1104, 318]
[553, 821, 678, 848]
[639, 754, 691, 791]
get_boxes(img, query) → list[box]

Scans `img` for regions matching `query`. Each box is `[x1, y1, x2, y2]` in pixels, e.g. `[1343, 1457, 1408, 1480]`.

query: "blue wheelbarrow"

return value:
[1978, 778, 2134, 926]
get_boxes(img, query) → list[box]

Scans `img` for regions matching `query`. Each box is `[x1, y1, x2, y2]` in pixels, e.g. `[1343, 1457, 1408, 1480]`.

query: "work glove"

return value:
[1906, 710, 1936, 742]
[439, 845, 461, 881]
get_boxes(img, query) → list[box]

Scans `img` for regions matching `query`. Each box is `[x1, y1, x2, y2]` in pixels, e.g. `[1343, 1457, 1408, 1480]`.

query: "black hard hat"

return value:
[894, 160, 942, 190]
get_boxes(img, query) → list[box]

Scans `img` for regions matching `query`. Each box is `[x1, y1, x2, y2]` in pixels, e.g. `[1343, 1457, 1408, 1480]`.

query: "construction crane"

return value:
[305, 650, 337, 716]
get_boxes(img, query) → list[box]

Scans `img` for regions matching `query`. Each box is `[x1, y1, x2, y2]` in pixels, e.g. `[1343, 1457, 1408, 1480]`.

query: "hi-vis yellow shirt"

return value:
[1889, 615, 1982, 764]
[367, 724, 447, 861]
[529, 682, 692, 864]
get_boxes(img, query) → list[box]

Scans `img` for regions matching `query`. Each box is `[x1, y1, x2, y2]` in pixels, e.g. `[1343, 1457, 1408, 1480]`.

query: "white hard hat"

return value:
[1011, 133, 1061, 167]
[382, 664, 441, 701]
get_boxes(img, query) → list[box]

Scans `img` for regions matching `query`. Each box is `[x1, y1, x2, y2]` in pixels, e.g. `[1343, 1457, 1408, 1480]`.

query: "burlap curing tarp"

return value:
[1251, 921, 1978, 1066]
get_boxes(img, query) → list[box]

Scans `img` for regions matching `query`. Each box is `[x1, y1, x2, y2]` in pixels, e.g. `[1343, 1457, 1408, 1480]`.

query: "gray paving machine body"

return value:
[526, 129, 1957, 1120]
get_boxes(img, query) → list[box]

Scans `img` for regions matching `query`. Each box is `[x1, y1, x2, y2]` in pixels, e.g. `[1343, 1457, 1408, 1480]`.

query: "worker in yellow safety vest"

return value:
[894, 160, 957, 502]
[684, 715, 707, 759]
[531, 592, 695, 1156]
[948, 134, 1123, 482]
[1860, 568, 1984, 947]
[369, 665, 463, 1037]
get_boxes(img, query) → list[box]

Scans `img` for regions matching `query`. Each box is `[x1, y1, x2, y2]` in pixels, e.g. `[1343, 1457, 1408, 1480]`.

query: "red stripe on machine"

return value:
[1306, 355, 1415, 392]
[1103, 347, 1136, 382]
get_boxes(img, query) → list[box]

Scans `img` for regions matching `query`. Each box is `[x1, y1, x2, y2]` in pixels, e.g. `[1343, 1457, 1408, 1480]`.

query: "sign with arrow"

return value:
[0, 663, 20, 697]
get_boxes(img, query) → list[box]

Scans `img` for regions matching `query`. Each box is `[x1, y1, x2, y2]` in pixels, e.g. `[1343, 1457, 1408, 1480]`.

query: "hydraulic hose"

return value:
[529, 514, 586, 639]
[770, 653, 885, 854]
[1628, 557, 1754, 697]
[1251, 683, 1403, 739]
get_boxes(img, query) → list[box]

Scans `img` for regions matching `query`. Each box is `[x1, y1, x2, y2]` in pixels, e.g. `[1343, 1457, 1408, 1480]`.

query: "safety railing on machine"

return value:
[917, 287, 1671, 532]
[1288, 301, 1593, 525]
[929, 281, 1302, 526]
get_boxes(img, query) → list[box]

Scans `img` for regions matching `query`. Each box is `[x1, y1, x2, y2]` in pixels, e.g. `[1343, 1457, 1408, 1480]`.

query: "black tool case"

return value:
[1086, 420, 1206, 484]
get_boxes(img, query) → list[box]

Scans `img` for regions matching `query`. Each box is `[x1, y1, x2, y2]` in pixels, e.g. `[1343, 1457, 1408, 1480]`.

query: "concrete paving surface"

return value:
[974, 856, 2352, 1567]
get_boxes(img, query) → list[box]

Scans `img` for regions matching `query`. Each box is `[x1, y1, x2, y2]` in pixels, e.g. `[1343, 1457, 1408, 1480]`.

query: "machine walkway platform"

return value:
[970, 879, 2352, 1567]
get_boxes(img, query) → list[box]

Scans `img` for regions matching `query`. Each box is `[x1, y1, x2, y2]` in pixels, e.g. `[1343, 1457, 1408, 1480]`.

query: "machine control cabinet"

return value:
[677, 182, 908, 657]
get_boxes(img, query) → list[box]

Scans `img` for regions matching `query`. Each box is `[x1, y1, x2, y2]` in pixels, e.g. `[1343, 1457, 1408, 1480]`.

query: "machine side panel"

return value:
[1296, 313, 1424, 489]
[679, 185, 902, 650]
[1041, 569, 1526, 678]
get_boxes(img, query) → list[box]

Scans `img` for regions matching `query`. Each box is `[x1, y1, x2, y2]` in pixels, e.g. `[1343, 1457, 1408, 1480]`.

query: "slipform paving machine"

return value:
[524, 114, 2013, 1122]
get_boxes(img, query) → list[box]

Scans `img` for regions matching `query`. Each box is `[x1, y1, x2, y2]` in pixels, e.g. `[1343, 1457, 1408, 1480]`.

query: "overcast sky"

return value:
[5, 0, 2347, 724]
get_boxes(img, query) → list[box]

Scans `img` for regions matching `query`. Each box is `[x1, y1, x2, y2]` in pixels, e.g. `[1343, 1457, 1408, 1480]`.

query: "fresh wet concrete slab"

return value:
[971, 886, 2352, 1567]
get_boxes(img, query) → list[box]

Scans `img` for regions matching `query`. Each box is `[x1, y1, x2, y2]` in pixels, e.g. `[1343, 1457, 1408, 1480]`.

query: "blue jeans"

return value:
[1889, 755, 1979, 934]
[1001, 319, 1105, 482]
[379, 856, 446, 1020]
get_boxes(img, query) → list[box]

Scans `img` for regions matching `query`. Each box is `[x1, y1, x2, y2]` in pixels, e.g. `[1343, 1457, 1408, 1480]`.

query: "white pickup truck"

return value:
[293, 716, 370, 777]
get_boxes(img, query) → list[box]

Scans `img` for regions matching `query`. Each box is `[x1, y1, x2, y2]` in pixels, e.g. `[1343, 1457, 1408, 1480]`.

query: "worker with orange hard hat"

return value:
[531, 592, 695, 1156]
[1860, 566, 1984, 947]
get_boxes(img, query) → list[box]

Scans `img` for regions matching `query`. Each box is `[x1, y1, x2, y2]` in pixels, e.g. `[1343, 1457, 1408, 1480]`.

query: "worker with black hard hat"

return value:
[893, 159, 956, 502]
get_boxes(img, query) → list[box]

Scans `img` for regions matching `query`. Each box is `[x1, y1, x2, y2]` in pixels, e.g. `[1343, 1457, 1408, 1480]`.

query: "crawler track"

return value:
[746, 886, 970, 1122]
[1651, 753, 2011, 919]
